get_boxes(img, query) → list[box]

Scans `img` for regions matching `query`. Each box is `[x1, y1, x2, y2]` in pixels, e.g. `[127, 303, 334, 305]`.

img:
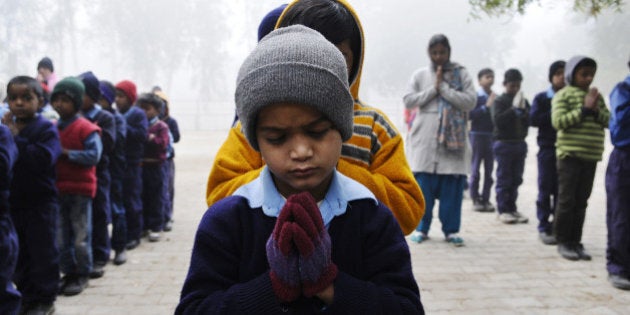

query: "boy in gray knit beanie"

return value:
[235, 24, 354, 151]
[177, 25, 422, 312]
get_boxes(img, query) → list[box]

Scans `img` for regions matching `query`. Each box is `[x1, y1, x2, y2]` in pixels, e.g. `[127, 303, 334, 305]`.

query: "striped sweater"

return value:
[551, 85, 610, 161]
[205, 101, 424, 235]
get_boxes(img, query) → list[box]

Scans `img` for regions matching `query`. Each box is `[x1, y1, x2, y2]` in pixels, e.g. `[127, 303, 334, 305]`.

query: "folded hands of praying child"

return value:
[266, 192, 338, 304]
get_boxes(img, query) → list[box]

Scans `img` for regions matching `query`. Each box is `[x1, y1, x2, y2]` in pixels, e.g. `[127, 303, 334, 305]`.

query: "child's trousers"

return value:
[110, 178, 127, 252]
[493, 141, 527, 214]
[606, 147, 630, 277]
[0, 213, 20, 314]
[142, 163, 165, 232]
[57, 195, 93, 277]
[554, 156, 597, 246]
[92, 167, 111, 263]
[123, 163, 143, 242]
[414, 172, 465, 236]
[536, 146, 558, 233]
[12, 201, 60, 305]
[469, 132, 494, 203]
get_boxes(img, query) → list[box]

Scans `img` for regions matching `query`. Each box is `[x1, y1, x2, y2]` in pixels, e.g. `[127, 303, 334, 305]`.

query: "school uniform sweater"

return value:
[121, 105, 148, 164]
[609, 75, 630, 148]
[206, 0, 424, 236]
[0, 125, 18, 213]
[178, 170, 422, 314]
[552, 85, 610, 161]
[83, 106, 116, 169]
[105, 108, 127, 180]
[144, 118, 169, 163]
[492, 93, 530, 142]
[530, 88, 557, 148]
[56, 117, 101, 197]
[9, 115, 61, 207]
[469, 89, 494, 134]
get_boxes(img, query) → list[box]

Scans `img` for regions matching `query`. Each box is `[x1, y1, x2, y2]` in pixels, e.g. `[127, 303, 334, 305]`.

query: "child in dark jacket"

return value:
[3, 76, 62, 314]
[155, 91, 180, 232]
[78, 71, 116, 278]
[469, 68, 496, 212]
[98, 80, 128, 265]
[492, 69, 530, 225]
[0, 123, 19, 315]
[137, 93, 170, 242]
[176, 25, 422, 314]
[52, 77, 102, 296]
[530, 60, 565, 245]
[606, 56, 630, 290]
[115, 80, 148, 250]
[552, 56, 610, 261]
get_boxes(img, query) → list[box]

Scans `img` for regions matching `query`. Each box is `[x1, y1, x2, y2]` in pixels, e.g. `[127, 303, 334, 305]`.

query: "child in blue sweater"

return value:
[0, 123, 19, 315]
[606, 57, 630, 290]
[177, 26, 422, 314]
[3, 76, 62, 314]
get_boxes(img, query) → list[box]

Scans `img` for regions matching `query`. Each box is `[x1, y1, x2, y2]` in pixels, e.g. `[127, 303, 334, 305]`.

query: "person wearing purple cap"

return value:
[98, 81, 128, 265]
[78, 72, 116, 279]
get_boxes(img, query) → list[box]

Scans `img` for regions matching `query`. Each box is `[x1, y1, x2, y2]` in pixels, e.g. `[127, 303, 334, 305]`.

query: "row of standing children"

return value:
[0, 67, 180, 314]
[466, 56, 630, 290]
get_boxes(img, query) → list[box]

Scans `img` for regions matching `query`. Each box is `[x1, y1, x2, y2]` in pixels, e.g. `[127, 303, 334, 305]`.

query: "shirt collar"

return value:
[477, 88, 490, 98]
[546, 86, 556, 98]
[82, 105, 100, 120]
[149, 116, 159, 125]
[57, 114, 79, 129]
[233, 166, 376, 227]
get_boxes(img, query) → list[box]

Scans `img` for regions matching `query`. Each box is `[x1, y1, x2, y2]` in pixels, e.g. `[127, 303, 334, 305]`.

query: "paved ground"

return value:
[54, 130, 630, 314]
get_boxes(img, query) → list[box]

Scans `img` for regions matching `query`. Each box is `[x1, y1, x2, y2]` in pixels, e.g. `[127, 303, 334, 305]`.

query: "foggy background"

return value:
[2, 0, 629, 132]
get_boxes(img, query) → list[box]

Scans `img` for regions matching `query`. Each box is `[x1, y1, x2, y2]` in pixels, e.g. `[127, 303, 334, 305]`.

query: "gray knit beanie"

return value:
[235, 25, 354, 151]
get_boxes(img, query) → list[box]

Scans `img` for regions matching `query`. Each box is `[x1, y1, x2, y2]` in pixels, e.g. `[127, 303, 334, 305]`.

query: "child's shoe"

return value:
[498, 212, 518, 224]
[539, 231, 557, 245]
[409, 231, 429, 243]
[575, 243, 591, 260]
[148, 231, 161, 242]
[62, 276, 89, 296]
[557, 244, 580, 261]
[114, 250, 127, 265]
[482, 201, 495, 212]
[513, 211, 529, 223]
[609, 274, 630, 290]
[445, 234, 464, 247]
[472, 199, 485, 212]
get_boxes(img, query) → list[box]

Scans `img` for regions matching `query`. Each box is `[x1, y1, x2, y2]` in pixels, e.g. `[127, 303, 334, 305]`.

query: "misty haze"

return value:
[2, 0, 629, 132]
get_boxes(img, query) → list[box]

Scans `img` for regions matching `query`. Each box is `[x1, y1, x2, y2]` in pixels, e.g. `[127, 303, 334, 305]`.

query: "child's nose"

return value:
[289, 136, 313, 160]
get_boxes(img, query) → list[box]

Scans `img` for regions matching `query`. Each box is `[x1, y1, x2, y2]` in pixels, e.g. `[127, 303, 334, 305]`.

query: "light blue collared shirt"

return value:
[234, 167, 377, 227]
[546, 86, 556, 99]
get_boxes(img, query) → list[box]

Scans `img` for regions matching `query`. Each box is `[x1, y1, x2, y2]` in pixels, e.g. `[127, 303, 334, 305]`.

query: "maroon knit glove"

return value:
[288, 192, 338, 297]
[266, 202, 301, 302]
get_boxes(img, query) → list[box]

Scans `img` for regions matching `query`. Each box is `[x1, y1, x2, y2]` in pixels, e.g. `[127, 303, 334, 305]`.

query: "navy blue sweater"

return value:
[121, 106, 147, 164]
[0, 125, 18, 213]
[106, 109, 127, 180]
[9, 115, 61, 207]
[492, 93, 530, 142]
[176, 196, 423, 314]
[469, 91, 494, 134]
[85, 108, 116, 181]
[530, 90, 557, 148]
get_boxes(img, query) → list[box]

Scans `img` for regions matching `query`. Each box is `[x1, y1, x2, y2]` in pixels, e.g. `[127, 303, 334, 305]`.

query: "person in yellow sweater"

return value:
[205, 0, 424, 235]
